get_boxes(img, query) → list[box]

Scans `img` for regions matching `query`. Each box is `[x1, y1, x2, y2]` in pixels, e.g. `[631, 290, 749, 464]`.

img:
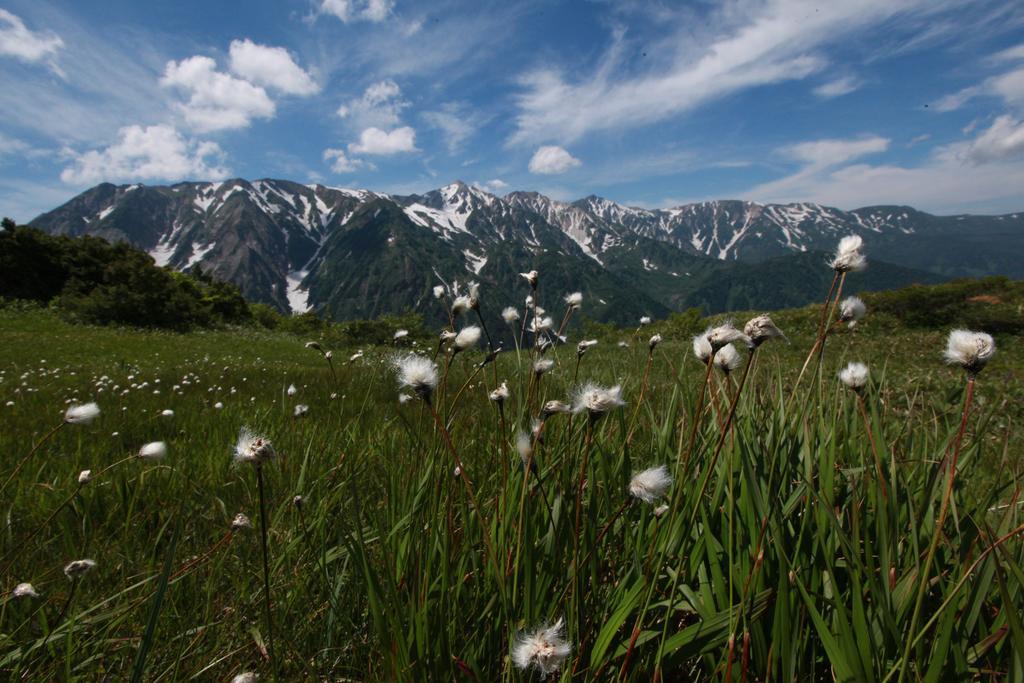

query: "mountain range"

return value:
[28, 179, 1024, 325]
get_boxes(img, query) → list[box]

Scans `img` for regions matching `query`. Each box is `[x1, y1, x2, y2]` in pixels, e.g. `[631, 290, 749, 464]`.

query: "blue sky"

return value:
[2, 0, 1024, 221]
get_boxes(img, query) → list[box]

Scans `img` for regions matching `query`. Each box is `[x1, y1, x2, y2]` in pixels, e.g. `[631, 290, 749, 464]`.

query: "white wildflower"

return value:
[533, 358, 554, 375]
[692, 329, 713, 362]
[138, 441, 168, 460]
[714, 344, 743, 375]
[512, 617, 571, 676]
[577, 339, 598, 356]
[234, 427, 276, 466]
[649, 334, 662, 350]
[454, 326, 482, 352]
[393, 354, 439, 399]
[629, 465, 673, 504]
[293, 404, 309, 418]
[393, 329, 409, 341]
[287, 384, 297, 396]
[12, 582, 39, 599]
[838, 296, 867, 325]
[214, 401, 224, 409]
[744, 314, 785, 347]
[64, 402, 100, 425]
[432, 285, 446, 299]
[501, 307, 520, 324]
[653, 504, 669, 518]
[489, 382, 510, 404]
[451, 295, 472, 316]
[520, 270, 539, 288]
[231, 673, 258, 683]
[231, 513, 253, 531]
[78, 469, 92, 484]
[64, 559, 97, 580]
[160, 409, 174, 417]
[707, 322, 751, 352]
[839, 362, 869, 391]
[564, 291, 583, 309]
[516, 430, 533, 467]
[829, 235, 867, 272]
[542, 400, 571, 416]
[944, 329, 996, 375]
[639, 316, 652, 326]
[572, 382, 625, 416]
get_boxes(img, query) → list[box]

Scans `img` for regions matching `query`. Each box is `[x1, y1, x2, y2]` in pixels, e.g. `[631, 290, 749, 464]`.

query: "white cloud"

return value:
[162, 55, 275, 132]
[0, 9, 63, 74]
[959, 115, 1024, 164]
[348, 126, 417, 155]
[510, 0, 946, 145]
[319, 0, 394, 23]
[228, 39, 319, 96]
[323, 148, 366, 173]
[528, 146, 582, 174]
[742, 127, 1024, 212]
[814, 75, 862, 98]
[422, 102, 484, 153]
[60, 124, 229, 185]
[936, 66, 1024, 111]
[782, 136, 890, 167]
[989, 43, 1024, 63]
[474, 179, 508, 194]
[337, 79, 407, 129]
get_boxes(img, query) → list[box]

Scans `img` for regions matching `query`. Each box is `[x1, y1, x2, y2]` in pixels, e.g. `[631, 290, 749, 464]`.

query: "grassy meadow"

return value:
[1, 284, 1023, 680]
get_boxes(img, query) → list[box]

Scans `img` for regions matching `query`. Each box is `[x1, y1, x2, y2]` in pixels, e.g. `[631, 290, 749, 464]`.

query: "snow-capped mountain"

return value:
[29, 178, 1023, 322]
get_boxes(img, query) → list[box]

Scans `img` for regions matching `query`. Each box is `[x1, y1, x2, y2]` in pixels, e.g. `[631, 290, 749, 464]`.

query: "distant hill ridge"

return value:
[28, 179, 1024, 324]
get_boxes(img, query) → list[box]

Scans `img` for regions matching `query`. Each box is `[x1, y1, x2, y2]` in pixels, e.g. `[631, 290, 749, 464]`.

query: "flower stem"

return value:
[255, 466, 277, 678]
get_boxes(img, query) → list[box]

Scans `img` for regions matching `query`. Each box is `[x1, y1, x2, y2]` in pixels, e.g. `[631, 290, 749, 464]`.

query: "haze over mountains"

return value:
[29, 179, 1024, 325]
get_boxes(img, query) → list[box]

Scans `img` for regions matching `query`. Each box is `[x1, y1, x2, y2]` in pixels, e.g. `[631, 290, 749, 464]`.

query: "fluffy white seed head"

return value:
[287, 384, 297, 396]
[393, 329, 409, 340]
[516, 430, 533, 467]
[393, 354, 439, 399]
[451, 295, 472, 316]
[542, 400, 571, 416]
[649, 334, 662, 350]
[639, 316, 652, 326]
[564, 291, 583, 309]
[293, 404, 309, 418]
[64, 402, 100, 425]
[829, 235, 867, 272]
[78, 469, 92, 484]
[707, 322, 751, 352]
[454, 326, 482, 351]
[512, 617, 571, 676]
[577, 339, 598, 356]
[529, 316, 553, 333]
[432, 285, 446, 299]
[231, 673, 258, 683]
[714, 344, 743, 374]
[744, 314, 785, 347]
[839, 362, 870, 390]
[64, 559, 97, 580]
[12, 582, 39, 598]
[839, 296, 867, 325]
[572, 383, 625, 416]
[501, 306, 520, 324]
[489, 381, 510, 404]
[304, 341, 323, 353]
[629, 465, 673, 504]
[692, 329, 713, 362]
[520, 270, 539, 288]
[944, 329, 996, 374]
[234, 427, 276, 466]
[231, 513, 253, 531]
[533, 358, 554, 375]
[138, 441, 168, 460]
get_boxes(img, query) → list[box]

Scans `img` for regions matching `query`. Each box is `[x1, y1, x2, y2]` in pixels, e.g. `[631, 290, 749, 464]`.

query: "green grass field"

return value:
[1, 294, 1022, 681]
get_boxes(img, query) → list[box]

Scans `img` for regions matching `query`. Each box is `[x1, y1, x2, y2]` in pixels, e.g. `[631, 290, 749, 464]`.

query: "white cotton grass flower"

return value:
[839, 296, 867, 326]
[516, 430, 533, 468]
[160, 409, 174, 417]
[542, 400, 571, 416]
[432, 285, 446, 299]
[577, 339, 598, 356]
[944, 329, 996, 375]
[639, 316, 652, 326]
[572, 382, 625, 416]
[214, 401, 224, 409]
[533, 358, 554, 376]
[78, 469, 92, 484]
[12, 582, 39, 599]
[744, 314, 786, 347]
[292, 495, 305, 508]
[707, 322, 751, 352]
[839, 362, 870, 391]
[653, 504, 669, 518]
[64, 559, 97, 580]
[617, 340, 630, 348]
[231, 513, 253, 531]
[512, 617, 571, 676]
[393, 329, 409, 341]
[293, 404, 309, 418]
[348, 350, 364, 362]
[692, 329, 713, 362]
[520, 270, 539, 288]
[713, 344, 743, 375]
[489, 381, 510, 404]
[138, 441, 168, 460]
[439, 330, 457, 343]
[393, 354, 439, 399]
[829, 235, 867, 273]
[649, 334, 662, 350]
[234, 427, 276, 466]
[287, 384, 297, 396]
[564, 291, 583, 309]
[231, 673, 258, 683]
[501, 306, 520, 324]
[64, 402, 100, 425]
[454, 325, 482, 352]
[629, 465, 673, 504]
[529, 316, 554, 333]
[398, 393, 413, 404]
[304, 341, 323, 353]
[451, 295, 473, 316]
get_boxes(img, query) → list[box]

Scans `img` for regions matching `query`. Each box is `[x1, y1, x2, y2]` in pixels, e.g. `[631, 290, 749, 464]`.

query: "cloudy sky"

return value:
[2, 0, 1024, 220]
